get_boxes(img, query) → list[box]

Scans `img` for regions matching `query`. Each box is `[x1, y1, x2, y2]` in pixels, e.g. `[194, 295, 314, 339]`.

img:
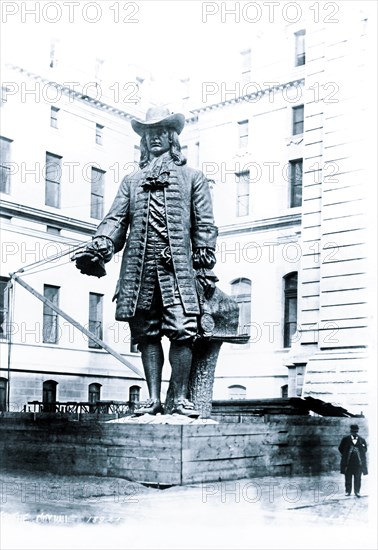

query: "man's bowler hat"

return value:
[131, 106, 185, 136]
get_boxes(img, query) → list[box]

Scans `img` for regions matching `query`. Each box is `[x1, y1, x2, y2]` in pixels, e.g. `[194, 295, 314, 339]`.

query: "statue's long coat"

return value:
[94, 155, 218, 319]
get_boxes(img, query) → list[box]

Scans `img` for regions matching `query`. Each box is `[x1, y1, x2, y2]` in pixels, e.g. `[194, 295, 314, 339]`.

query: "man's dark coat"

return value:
[338, 434, 368, 475]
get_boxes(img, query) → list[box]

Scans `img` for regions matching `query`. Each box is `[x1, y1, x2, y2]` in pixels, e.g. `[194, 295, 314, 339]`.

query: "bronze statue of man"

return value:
[73, 106, 218, 417]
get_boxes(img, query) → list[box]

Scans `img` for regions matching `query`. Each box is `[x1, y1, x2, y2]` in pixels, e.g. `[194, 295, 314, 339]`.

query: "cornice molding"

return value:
[218, 213, 302, 236]
[5, 64, 142, 122]
[188, 78, 305, 118]
[5, 64, 304, 128]
[0, 199, 97, 236]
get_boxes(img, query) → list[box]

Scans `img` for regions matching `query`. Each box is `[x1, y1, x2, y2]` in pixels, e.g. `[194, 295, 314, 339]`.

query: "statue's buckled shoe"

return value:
[171, 399, 200, 418]
[134, 399, 163, 416]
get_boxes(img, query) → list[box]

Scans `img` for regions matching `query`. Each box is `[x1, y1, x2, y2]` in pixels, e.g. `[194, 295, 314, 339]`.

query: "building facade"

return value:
[0, 51, 149, 412]
[1, 8, 373, 415]
[178, 10, 371, 414]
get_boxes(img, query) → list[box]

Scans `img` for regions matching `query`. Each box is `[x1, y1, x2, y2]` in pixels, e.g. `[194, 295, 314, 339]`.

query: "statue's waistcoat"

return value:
[98, 156, 217, 320]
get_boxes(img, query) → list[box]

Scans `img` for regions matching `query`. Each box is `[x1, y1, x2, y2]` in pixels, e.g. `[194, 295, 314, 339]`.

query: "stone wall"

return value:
[0, 414, 369, 485]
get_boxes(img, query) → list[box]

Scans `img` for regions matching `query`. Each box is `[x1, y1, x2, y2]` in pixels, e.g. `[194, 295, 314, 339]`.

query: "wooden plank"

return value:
[103, 424, 181, 438]
[182, 435, 267, 461]
[182, 456, 267, 474]
[182, 458, 269, 483]
[182, 467, 269, 484]
[108, 456, 181, 473]
[182, 423, 267, 438]
[107, 468, 181, 485]
[108, 446, 180, 460]
[103, 436, 182, 447]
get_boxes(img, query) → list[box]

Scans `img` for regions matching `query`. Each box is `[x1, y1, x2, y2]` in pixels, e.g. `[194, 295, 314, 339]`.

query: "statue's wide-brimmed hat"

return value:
[131, 106, 185, 136]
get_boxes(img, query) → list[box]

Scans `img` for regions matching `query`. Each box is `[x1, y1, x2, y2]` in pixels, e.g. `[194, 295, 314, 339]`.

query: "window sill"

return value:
[286, 135, 303, 146]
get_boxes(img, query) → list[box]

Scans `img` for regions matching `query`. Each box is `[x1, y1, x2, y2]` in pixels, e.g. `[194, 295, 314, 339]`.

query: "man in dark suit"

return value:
[338, 424, 368, 497]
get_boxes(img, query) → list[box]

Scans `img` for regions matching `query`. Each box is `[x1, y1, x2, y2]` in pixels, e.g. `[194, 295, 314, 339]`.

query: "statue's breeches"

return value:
[128, 285, 198, 344]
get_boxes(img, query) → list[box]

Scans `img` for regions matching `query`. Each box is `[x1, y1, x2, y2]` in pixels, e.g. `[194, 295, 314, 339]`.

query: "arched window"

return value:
[284, 272, 298, 348]
[228, 385, 247, 400]
[88, 383, 101, 404]
[281, 384, 289, 398]
[42, 380, 57, 412]
[0, 378, 7, 411]
[129, 385, 141, 403]
[231, 278, 251, 336]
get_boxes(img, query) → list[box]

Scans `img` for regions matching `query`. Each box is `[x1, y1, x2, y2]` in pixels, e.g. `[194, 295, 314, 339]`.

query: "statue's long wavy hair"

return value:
[139, 129, 187, 169]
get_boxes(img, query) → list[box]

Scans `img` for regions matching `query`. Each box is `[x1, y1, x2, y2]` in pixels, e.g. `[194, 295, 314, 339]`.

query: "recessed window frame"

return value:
[90, 167, 105, 220]
[50, 106, 59, 128]
[283, 272, 298, 348]
[292, 105, 304, 136]
[45, 152, 62, 208]
[236, 170, 250, 217]
[95, 123, 104, 145]
[289, 158, 303, 208]
[0, 136, 13, 194]
[238, 119, 249, 149]
[0, 277, 9, 340]
[88, 292, 103, 349]
[228, 384, 247, 400]
[295, 30, 306, 67]
[43, 284, 60, 344]
[231, 278, 252, 343]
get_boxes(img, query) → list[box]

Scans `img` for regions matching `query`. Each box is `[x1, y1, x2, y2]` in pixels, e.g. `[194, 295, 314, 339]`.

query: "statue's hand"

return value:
[71, 236, 114, 278]
[192, 247, 216, 269]
[71, 250, 107, 278]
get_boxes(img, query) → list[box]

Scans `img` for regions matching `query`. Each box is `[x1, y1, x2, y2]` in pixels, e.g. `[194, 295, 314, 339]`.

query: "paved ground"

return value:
[0, 469, 376, 550]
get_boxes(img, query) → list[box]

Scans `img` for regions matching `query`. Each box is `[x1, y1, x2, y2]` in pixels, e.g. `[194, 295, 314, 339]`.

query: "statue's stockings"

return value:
[139, 340, 192, 404]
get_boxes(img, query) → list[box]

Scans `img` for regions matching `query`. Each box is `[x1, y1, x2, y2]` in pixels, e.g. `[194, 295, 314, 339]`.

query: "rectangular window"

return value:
[289, 159, 303, 207]
[90, 167, 105, 220]
[295, 30, 306, 66]
[50, 106, 59, 128]
[236, 171, 250, 217]
[45, 152, 62, 208]
[284, 274, 298, 348]
[0, 277, 9, 340]
[96, 123, 103, 145]
[88, 292, 103, 349]
[238, 120, 248, 148]
[292, 105, 304, 135]
[0, 136, 12, 194]
[43, 285, 60, 344]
